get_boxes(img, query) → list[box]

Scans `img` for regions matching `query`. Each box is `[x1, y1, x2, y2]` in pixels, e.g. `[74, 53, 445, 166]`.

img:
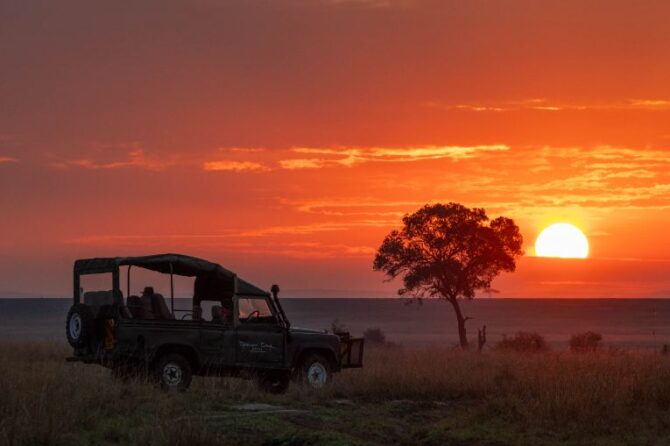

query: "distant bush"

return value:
[363, 328, 387, 345]
[570, 331, 603, 353]
[495, 331, 547, 353]
[330, 318, 348, 334]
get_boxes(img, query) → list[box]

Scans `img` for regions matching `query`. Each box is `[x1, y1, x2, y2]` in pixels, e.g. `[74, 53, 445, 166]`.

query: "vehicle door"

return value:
[196, 301, 236, 369]
[234, 296, 285, 367]
[198, 321, 235, 369]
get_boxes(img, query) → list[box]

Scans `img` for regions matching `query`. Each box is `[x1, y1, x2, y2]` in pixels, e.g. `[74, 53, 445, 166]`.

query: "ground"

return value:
[2, 343, 670, 446]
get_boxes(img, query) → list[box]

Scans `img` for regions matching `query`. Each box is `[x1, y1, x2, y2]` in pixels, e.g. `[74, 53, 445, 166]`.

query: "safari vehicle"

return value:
[65, 254, 364, 392]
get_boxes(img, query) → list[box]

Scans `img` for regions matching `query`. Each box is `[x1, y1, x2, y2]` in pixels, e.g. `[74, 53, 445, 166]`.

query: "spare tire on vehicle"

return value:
[66, 303, 95, 348]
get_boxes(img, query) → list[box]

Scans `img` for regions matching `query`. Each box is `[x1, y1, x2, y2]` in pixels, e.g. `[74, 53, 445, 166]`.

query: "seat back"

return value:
[140, 295, 156, 320]
[192, 304, 203, 321]
[211, 305, 223, 322]
[113, 289, 132, 319]
[151, 294, 175, 320]
[126, 296, 144, 319]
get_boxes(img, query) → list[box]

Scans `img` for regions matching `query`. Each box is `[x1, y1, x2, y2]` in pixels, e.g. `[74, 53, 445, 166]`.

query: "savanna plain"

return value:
[2, 342, 670, 446]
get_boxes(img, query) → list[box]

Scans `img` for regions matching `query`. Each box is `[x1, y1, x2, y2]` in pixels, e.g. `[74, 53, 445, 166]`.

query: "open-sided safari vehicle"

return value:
[65, 254, 364, 392]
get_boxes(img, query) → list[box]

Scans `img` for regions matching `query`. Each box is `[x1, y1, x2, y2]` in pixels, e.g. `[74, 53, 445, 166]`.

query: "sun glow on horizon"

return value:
[535, 223, 589, 259]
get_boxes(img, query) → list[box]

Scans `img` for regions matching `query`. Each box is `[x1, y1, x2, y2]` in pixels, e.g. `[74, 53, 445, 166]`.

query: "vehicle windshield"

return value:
[238, 297, 275, 324]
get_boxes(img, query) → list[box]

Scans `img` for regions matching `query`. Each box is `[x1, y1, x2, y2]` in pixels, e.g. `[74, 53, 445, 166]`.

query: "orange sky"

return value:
[1, 0, 670, 298]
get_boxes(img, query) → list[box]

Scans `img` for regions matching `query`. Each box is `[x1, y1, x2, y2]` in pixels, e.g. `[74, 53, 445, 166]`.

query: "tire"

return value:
[256, 372, 290, 394]
[297, 353, 332, 389]
[153, 353, 192, 392]
[65, 304, 95, 348]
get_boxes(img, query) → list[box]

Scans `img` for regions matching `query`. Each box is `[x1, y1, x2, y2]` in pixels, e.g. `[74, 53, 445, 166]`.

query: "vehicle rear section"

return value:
[66, 290, 124, 363]
[66, 290, 200, 368]
[337, 332, 365, 368]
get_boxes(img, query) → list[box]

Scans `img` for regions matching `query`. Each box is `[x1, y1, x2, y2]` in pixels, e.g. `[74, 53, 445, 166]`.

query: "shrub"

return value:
[363, 328, 387, 345]
[495, 331, 547, 353]
[570, 331, 603, 353]
[330, 318, 348, 334]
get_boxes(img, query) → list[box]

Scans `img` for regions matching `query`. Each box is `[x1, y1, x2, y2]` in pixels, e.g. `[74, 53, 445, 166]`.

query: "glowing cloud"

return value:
[430, 98, 670, 113]
[53, 149, 168, 170]
[280, 145, 509, 169]
[202, 160, 270, 172]
[279, 159, 328, 170]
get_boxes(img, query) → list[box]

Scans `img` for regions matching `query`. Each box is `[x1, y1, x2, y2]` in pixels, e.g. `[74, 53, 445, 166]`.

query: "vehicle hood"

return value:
[289, 327, 328, 335]
[287, 326, 342, 355]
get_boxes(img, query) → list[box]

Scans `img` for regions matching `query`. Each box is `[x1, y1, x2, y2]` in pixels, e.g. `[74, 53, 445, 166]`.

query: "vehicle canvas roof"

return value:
[74, 253, 269, 297]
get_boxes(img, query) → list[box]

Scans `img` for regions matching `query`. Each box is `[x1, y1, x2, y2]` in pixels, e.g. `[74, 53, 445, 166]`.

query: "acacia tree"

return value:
[373, 203, 523, 349]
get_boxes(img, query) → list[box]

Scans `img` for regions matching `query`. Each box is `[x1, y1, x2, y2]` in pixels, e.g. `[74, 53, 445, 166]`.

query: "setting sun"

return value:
[535, 223, 589, 259]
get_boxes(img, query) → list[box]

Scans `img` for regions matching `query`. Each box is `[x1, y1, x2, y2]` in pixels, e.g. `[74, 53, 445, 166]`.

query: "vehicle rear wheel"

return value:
[297, 353, 332, 389]
[153, 354, 192, 392]
[65, 304, 95, 348]
[256, 372, 290, 394]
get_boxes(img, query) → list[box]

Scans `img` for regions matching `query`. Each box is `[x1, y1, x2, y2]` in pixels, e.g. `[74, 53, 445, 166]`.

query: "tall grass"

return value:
[328, 347, 670, 432]
[1, 342, 670, 445]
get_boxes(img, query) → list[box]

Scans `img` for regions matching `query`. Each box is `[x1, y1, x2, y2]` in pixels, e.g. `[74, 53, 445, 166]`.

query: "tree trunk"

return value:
[448, 297, 469, 349]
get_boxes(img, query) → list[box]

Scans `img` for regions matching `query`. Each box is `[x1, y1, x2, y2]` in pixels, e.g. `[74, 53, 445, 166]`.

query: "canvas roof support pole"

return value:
[127, 265, 131, 299]
[169, 263, 175, 314]
[112, 267, 121, 304]
[73, 271, 80, 304]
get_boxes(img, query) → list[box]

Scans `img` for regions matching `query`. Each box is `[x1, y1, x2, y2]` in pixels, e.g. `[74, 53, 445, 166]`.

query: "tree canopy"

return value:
[373, 203, 523, 347]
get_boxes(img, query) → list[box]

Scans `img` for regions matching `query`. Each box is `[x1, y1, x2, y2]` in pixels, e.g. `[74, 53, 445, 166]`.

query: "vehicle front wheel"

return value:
[297, 354, 332, 389]
[153, 354, 192, 392]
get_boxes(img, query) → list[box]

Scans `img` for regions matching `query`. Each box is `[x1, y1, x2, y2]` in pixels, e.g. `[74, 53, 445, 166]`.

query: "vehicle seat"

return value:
[151, 294, 175, 320]
[140, 295, 156, 320]
[114, 289, 132, 319]
[192, 304, 203, 321]
[127, 296, 144, 319]
[211, 305, 223, 323]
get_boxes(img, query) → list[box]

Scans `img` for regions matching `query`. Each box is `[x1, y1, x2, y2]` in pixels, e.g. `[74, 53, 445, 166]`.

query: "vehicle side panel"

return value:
[235, 324, 285, 368]
[198, 324, 235, 369]
[114, 320, 203, 365]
